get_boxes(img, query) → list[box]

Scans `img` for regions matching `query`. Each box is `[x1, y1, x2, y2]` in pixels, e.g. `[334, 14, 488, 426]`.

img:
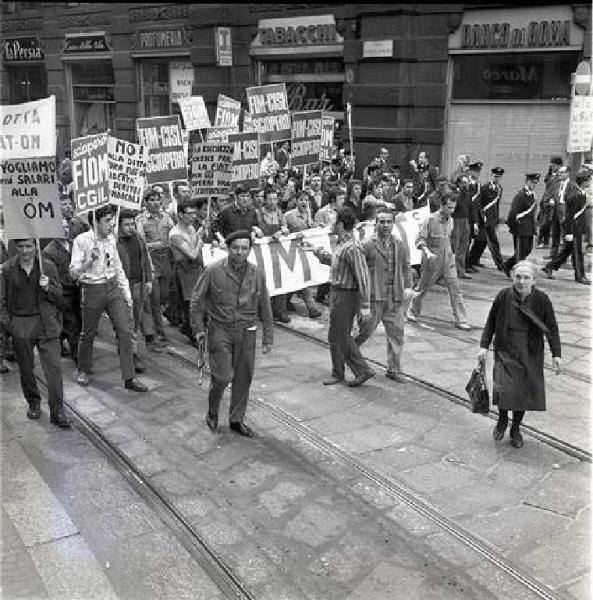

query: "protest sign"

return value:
[207, 126, 238, 142]
[169, 62, 194, 104]
[177, 96, 210, 131]
[567, 95, 593, 153]
[229, 132, 260, 187]
[71, 132, 109, 215]
[0, 95, 65, 240]
[242, 111, 255, 133]
[291, 110, 322, 167]
[190, 142, 233, 196]
[214, 94, 241, 128]
[107, 137, 148, 211]
[245, 83, 291, 143]
[136, 115, 187, 184]
[320, 114, 335, 162]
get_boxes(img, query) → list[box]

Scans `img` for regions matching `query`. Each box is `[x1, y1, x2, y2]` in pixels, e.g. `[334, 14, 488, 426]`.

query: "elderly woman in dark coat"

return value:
[477, 261, 561, 448]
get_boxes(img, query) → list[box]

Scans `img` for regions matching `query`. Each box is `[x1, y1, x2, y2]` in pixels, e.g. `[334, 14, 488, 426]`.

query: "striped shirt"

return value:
[315, 234, 370, 307]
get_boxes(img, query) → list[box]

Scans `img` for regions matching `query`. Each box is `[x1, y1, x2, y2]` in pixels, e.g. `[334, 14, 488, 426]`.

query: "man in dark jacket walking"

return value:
[1, 239, 71, 427]
[503, 173, 540, 277]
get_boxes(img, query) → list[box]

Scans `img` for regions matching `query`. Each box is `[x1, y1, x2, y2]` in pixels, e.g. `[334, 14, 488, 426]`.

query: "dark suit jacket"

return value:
[42, 240, 78, 294]
[564, 186, 587, 236]
[116, 231, 154, 284]
[1, 256, 63, 338]
[362, 235, 413, 303]
[507, 188, 536, 236]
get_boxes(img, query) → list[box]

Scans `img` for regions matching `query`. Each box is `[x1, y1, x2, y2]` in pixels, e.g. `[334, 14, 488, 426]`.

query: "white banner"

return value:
[567, 95, 593, 153]
[200, 207, 428, 296]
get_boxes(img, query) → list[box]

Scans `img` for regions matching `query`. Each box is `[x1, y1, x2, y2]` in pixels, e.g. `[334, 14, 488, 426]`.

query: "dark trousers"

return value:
[550, 206, 566, 256]
[537, 207, 553, 245]
[271, 294, 289, 318]
[467, 223, 504, 269]
[61, 290, 81, 363]
[146, 274, 167, 335]
[328, 287, 371, 380]
[78, 280, 134, 381]
[498, 409, 524, 428]
[11, 315, 63, 413]
[207, 323, 256, 423]
[451, 218, 470, 277]
[316, 282, 331, 302]
[545, 233, 585, 280]
[503, 235, 533, 273]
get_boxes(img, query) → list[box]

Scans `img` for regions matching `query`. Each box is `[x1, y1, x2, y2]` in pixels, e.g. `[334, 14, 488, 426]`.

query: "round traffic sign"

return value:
[575, 60, 592, 95]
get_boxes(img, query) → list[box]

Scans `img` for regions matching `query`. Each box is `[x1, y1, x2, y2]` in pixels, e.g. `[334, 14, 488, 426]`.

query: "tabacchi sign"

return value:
[253, 15, 343, 49]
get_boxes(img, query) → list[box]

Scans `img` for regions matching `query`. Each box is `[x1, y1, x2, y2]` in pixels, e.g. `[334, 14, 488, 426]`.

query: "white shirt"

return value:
[559, 180, 568, 204]
[70, 229, 131, 302]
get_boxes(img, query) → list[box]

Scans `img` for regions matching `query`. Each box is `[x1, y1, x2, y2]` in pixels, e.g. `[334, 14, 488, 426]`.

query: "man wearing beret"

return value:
[503, 173, 540, 276]
[190, 230, 273, 437]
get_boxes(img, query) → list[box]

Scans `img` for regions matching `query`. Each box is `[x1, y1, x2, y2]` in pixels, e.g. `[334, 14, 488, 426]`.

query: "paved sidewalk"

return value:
[1, 371, 223, 600]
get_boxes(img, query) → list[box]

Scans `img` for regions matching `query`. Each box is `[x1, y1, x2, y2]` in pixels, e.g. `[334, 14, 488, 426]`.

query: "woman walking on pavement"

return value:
[477, 261, 561, 448]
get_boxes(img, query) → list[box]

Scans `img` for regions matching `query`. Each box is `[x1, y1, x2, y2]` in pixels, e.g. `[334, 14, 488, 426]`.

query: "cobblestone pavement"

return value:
[1, 228, 590, 600]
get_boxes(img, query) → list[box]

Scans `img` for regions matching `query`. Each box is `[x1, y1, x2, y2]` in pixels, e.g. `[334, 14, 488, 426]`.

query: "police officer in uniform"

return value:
[467, 167, 505, 271]
[503, 173, 540, 277]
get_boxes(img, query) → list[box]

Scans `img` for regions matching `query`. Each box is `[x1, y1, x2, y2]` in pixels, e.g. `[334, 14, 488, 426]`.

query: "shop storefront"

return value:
[250, 14, 345, 141]
[2, 36, 47, 104]
[62, 32, 115, 138]
[130, 25, 193, 119]
[444, 6, 585, 209]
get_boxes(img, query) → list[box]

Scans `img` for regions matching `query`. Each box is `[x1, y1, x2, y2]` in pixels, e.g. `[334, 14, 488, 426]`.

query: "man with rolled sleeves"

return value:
[354, 211, 414, 382]
[190, 230, 273, 438]
[503, 173, 540, 277]
[467, 167, 505, 271]
[1, 238, 71, 427]
[543, 170, 591, 285]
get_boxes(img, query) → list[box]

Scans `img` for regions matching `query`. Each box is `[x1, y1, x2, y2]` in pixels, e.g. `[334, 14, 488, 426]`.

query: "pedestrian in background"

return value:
[537, 156, 563, 248]
[191, 230, 273, 438]
[478, 261, 561, 448]
[1, 238, 71, 427]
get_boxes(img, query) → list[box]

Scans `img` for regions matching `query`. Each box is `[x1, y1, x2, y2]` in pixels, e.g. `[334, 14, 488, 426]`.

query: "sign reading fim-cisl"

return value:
[245, 83, 291, 143]
[0, 95, 65, 240]
[136, 115, 187, 184]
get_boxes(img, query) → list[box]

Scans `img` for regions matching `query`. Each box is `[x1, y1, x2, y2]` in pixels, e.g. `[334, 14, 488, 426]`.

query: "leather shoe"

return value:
[205, 413, 218, 432]
[229, 421, 255, 437]
[124, 378, 148, 392]
[466, 266, 479, 273]
[576, 277, 591, 285]
[455, 321, 471, 331]
[27, 403, 41, 420]
[404, 310, 417, 322]
[348, 370, 375, 387]
[385, 371, 407, 383]
[493, 421, 507, 441]
[274, 313, 291, 324]
[510, 428, 524, 448]
[458, 273, 472, 279]
[50, 411, 72, 428]
[323, 376, 343, 385]
[77, 371, 90, 386]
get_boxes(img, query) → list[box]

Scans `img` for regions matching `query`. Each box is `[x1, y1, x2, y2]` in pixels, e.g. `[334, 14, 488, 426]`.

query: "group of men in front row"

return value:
[1, 156, 591, 437]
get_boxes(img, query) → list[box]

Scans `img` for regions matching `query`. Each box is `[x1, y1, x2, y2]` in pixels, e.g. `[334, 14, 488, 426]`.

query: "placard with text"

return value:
[136, 115, 187, 184]
[228, 132, 260, 188]
[107, 137, 148, 211]
[214, 94, 241, 128]
[290, 110, 322, 167]
[190, 142, 233, 196]
[245, 83, 291, 143]
[177, 96, 210, 131]
[71, 132, 109, 215]
[320, 114, 335, 162]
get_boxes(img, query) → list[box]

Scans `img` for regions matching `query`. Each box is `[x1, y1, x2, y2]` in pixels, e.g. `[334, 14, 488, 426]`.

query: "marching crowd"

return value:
[1, 141, 589, 444]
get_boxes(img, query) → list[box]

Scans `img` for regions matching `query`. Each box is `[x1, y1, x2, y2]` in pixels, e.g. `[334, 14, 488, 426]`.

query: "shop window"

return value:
[6, 65, 47, 103]
[70, 61, 115, 136]
[138, 59, 182, 118]
[452, 52, 579, 101]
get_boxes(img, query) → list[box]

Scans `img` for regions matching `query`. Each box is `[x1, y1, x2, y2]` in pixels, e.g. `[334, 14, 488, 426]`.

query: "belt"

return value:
[82, 276, 117, 286]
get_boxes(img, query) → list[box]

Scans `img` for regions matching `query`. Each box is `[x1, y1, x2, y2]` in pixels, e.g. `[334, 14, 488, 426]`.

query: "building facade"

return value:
[1, 2, 590, 198]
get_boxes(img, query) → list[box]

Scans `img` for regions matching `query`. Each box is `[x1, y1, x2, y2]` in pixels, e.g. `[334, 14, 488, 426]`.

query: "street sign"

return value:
[574, 60, 592, 96]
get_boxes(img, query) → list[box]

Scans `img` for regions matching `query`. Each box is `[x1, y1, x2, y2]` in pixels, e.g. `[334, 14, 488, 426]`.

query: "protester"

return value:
[170, 202, 205, 343]
[478, 261, 561, 448]
[309, 208, 376, 387]
[213, 183, 263, 241]
[503, 173, 540, 277]
[344, 179, 364, 221]
[136, 187, 175, 342]
[392, 180, 415, 214]
[117, 210, 155, 373]
[354, 211, 414, 382]
[190, 230, 273, 437]
[542, 170, 591, 285]
[413, 166, 433, 209]
[427, 175, 449, 213]
[1, 238, 71, 427]
[70, 205, 148, 392]
[407, 194, 471, 330]
[42, 218, 81, 364]
[307, 173, 324, 216]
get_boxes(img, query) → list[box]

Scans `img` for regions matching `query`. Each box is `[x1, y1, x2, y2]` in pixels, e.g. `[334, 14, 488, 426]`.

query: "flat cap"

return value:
[225, 229, 253, 246]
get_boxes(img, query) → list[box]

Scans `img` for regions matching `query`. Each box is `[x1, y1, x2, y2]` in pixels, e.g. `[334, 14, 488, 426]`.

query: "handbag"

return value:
[465, 363, 490, 414]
